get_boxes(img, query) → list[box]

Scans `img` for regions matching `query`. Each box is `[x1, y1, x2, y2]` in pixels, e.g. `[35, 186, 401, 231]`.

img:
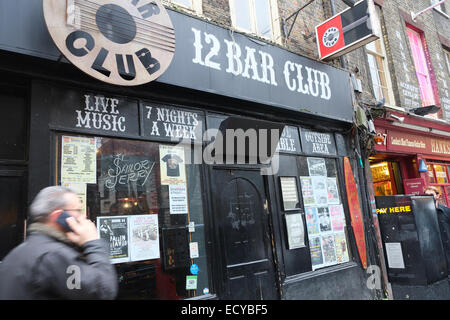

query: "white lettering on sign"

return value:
[76, 95, 126, 132]
[145, 105, 200, 140]
[191, 28, 333, 101]
[305, 132, 331, 154]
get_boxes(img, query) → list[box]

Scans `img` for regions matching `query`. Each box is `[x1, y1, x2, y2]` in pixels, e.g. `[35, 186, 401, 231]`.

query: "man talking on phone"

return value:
[0, 186, 118, 299]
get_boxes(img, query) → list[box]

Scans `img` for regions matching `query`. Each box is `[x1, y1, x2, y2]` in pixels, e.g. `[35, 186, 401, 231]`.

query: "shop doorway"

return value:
[211, 167, 278, 300]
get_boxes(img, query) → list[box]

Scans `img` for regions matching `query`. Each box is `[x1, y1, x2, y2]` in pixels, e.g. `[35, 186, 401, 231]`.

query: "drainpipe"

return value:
[329, 0, 393, 300]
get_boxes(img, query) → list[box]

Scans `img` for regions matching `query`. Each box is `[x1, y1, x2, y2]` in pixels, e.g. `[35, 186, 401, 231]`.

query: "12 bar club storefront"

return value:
[0, 0, 376, 300]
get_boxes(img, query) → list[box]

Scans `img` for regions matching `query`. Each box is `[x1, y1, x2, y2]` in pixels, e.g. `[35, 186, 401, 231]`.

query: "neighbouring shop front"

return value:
[0, 0, 377, 300]
[371, 113, 450, 204]
[371, 111, 450, 299]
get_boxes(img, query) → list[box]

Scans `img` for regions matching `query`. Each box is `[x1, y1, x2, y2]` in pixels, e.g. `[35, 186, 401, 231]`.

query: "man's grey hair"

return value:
[29, 186, 75, 222]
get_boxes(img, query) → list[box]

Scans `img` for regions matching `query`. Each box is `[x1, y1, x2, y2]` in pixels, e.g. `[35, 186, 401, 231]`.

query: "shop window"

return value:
[229, 0, 280, 41]
[434, 164, 449, 184]
[406, 26, 440, 118]
[57, 135, 210, 299]
[370, 161, 404, 196]
[427, 164, 437, 183]
[365, 6, 395, 106]
[298, 157, 350, 271]
[425, 162, 450, 206]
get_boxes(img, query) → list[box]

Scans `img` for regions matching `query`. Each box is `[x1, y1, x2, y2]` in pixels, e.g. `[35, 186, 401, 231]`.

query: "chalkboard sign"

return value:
[299, 128, 337, 156]
[276, 126, 301, 154]
[46, 84, 140, 136]
[142, 102, 205, 144]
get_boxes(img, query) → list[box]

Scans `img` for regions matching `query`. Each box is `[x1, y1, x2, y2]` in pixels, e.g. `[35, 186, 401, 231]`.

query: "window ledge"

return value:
[283, 261, 359, 285]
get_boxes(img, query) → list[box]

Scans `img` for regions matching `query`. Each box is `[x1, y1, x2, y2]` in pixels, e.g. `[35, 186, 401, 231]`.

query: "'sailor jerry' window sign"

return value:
[43, 0, 175, 86]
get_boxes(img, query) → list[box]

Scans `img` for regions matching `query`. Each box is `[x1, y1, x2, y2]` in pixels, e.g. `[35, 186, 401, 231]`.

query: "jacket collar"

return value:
[27, 222, 74, 246]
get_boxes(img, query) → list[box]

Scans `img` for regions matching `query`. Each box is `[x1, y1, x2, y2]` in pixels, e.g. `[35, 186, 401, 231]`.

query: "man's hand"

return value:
[66, 216, 99, 246]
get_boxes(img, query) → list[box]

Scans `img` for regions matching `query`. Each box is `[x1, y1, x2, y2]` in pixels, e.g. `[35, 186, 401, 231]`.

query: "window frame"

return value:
[229, 0, 282, 43]
[426, 161, 450, 206]
[364, 5, 395, 107]
[406, 25, 441, 118]
[162, 0, 203, 15]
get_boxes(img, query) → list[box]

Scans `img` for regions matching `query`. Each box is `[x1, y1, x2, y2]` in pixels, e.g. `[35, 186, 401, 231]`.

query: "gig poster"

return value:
[97, 216, 130, 264]
[129, 214, 160, 262]
[61, 136, 97, 184]
[300, 177, 315, 206]
[334, 232, 350, 263]
[309, 236, 324, 269]
[305, 207, 319, 235]
[159, 145, 186, 185]
[326, 178, 340, 205]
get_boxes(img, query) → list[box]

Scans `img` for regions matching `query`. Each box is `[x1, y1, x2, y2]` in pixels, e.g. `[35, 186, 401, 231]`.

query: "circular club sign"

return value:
[43, 0, 175, 86]
[322, 27, 340, 48]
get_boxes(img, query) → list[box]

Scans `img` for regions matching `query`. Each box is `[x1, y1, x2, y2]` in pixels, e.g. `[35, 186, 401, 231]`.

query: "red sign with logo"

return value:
[316, 0, 379, 60]
[316, 15, 346, 59]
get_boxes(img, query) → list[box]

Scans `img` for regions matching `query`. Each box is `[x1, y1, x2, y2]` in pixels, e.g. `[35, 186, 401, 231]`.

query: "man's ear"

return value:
[48, 209, 63, 223]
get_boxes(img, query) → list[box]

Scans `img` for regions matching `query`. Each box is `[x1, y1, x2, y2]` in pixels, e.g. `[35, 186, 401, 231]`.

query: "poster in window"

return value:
[330, 205, 345, 231]
[285, 213, 305, 249]
[307, 157, 327, 176]
[159, 145, 186, 185]
[321, 235, 337, 265]
[300, 177, 315, 206]
[61, 136, 97, 184]
[310, 236, 324, 270]
[169, 184, 189, 214]
[305, 207, 319, 235]
[318, 207, 332, 232]
[97, 216, 130, 264]
[311, 176, 328, 206]
[280, 177, 300, 210]
[326, 177, 340, 204]
[129, 214, 160, 262]
[334, 232, 350, 263]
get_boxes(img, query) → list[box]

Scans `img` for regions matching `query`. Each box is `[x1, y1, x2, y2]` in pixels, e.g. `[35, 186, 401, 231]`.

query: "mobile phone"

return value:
[56, 211, 73, 232]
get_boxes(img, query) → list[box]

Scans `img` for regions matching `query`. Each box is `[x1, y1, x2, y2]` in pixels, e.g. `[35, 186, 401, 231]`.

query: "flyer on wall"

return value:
[310, 236, 324, 270]
[307, 157, 327, 176]
[280, 177, 300, 210]
[285, 213, 305, 249]
[97, 216, 130, 264]
[300, 177, 315, 206]
[129, 214, 160, 262]
[311, 176, 328, 206]
[159, 144, 186, 185]
[169, 184, 189, 214]
[326, 177, 340, 204]
[61, 135, 97, 184]
[305, 207, 319, 235]
[330, 205, 345, 231]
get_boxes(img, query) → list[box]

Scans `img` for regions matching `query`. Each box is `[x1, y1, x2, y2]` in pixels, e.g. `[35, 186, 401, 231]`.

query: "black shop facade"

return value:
[0, 1, 376, 300]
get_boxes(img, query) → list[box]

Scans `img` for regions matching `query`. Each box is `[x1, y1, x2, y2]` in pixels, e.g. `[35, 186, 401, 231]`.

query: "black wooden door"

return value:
[212, 168, 278, 300]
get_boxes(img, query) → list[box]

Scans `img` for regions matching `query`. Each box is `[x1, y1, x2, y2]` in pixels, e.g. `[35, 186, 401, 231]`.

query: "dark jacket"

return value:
[0, 223, 118, 300]
[437, 203, 450, 273]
